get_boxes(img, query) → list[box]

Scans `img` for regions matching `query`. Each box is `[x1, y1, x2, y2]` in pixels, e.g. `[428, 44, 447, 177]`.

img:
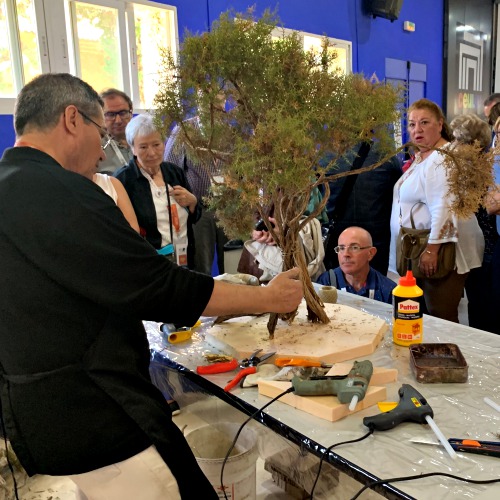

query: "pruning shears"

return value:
[223, 349, 276, 392]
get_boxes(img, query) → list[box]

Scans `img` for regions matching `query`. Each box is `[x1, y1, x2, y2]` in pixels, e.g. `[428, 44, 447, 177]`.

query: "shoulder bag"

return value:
[396, 202, 456, 279]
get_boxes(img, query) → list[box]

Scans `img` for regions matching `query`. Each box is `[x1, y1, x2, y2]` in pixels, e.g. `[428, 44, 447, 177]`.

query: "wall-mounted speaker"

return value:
[363, 0, 404, 22]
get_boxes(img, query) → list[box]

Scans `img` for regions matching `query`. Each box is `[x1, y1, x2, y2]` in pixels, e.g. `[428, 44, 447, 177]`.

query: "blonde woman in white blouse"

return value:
[389, 99, 484, 322]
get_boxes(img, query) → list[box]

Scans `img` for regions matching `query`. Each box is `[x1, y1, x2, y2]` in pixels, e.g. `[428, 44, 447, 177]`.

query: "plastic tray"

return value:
[409, 343, 468, 383]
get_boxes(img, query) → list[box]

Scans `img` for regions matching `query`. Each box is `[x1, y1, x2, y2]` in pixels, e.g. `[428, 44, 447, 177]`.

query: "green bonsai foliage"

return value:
[154, 9, 403, 333]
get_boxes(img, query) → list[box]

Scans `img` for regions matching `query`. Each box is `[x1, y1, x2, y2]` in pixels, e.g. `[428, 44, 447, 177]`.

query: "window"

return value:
[303, 34, 350, 75]
[0, 0, 43, 99]
[271, 26, 352, 75]
[71, 2, 124, 92]
[0, 0, 178, 113]
[0, 0, 16, 97]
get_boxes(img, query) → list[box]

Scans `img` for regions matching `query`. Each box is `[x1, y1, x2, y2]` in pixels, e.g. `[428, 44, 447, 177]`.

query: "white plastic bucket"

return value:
[185, 423, 258, 500]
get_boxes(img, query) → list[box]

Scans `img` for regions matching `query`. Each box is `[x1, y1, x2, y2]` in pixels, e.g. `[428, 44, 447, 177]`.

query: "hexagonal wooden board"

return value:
[206, 301, 388, 364]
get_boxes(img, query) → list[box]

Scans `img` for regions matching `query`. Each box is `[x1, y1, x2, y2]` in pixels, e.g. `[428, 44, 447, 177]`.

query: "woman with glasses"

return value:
[389, 99, 484, 322]
[115, 114, 201, 270]
[315, 226, 396, 304]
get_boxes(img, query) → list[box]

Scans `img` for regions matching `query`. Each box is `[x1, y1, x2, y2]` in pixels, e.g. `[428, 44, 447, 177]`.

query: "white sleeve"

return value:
[423, 152, 458, 243]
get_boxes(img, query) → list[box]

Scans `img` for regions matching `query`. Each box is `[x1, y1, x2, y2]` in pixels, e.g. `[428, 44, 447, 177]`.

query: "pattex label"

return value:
[394, 297, 423, 320]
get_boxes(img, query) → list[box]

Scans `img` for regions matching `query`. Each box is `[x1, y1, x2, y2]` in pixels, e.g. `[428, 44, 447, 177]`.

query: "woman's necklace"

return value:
[140, 167, 165, 197]
[140, 166, 164, 183]
[141, 166, 160, 178]
[397, 138, 448, 225]
[417, 138, 447, 161]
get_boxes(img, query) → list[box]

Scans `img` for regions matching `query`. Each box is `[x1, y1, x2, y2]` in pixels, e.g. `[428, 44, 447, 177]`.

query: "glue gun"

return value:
[363, 384, 433, 431]
[292, 360, 373, 409]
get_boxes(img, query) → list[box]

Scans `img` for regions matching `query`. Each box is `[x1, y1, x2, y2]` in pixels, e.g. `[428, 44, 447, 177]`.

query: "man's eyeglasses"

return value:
[104, 110, 132, 121]
[334, 245, 372, 254]
[77, 109, 112, 150]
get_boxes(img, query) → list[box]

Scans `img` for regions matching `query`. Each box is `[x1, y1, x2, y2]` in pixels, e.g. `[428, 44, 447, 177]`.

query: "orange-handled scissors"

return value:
[224, 349, 276, 392]
[196, 358, 239, 375]
[224, 366, 257, 392]
[275, 358, 333, 368]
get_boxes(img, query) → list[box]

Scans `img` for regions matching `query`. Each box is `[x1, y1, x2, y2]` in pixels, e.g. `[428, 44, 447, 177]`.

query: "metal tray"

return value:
[409, 343, 468, 383]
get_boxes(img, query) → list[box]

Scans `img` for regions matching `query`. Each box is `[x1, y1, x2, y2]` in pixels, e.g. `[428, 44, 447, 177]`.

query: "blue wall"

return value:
[0, 115, 14, 152]
[168, 0, 444, 103]
[0, 0, 444, 154]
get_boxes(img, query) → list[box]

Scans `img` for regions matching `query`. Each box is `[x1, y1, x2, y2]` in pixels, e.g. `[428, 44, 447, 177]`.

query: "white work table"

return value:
[146, 290, 500, 500]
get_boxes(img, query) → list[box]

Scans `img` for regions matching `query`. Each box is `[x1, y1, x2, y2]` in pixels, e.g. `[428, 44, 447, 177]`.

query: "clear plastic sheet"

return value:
[148, 289, 500, 499]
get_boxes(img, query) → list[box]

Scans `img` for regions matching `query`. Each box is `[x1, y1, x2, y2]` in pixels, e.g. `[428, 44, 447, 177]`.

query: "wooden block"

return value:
[258, 380, 387, 422]
[207, 302, 388, 365]
[326, 364, 398, 386]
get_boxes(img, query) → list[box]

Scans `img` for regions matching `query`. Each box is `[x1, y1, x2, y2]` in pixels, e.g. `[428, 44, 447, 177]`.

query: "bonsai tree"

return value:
[153, 10, 492, 335]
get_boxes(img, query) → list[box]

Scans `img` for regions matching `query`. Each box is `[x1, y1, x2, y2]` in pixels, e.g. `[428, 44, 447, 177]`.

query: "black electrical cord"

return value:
[220, 386, 294, 500]
[309, 427, 374, 499]
[350, 471, 500, 500]
[217, 387, 500, 500]
[1, 413, 20, 500]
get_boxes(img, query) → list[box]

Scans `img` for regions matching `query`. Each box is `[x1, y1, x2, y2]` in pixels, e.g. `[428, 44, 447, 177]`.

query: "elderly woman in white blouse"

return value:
[389, 99, 484, 322]
[115, 114, 201, 269]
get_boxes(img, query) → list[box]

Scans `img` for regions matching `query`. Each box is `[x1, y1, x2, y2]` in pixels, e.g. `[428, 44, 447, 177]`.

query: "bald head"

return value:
[336, 227, 376, 279]
[339, 227, 373, 246]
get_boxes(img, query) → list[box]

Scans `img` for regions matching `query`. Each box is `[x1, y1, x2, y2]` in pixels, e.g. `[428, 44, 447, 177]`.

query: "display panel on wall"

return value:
[444, 0, 494, 118]
[363, 0, 404, 21]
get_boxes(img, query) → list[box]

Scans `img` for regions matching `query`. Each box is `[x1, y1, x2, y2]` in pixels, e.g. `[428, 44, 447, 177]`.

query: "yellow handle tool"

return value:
[167, 327, 192, 344]
[160, 324, 194, 344]
[161, 319, 201, 344]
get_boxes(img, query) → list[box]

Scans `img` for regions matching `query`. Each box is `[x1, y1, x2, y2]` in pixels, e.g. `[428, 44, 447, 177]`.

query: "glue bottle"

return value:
[392, 263, 424, 347]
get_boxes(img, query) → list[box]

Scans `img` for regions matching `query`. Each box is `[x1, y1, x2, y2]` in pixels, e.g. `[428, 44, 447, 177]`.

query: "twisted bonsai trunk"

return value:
[266, 221, 329, 338]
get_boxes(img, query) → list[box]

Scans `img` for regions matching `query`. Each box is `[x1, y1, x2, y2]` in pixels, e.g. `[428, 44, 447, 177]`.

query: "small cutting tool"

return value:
[224, 349, 276, 392]
[196, 349, 275, 377]
[411, 438, 500, 458]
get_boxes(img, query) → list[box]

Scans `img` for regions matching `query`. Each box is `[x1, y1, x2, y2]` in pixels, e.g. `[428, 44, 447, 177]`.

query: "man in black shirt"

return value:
[0, 73, 302, 499]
